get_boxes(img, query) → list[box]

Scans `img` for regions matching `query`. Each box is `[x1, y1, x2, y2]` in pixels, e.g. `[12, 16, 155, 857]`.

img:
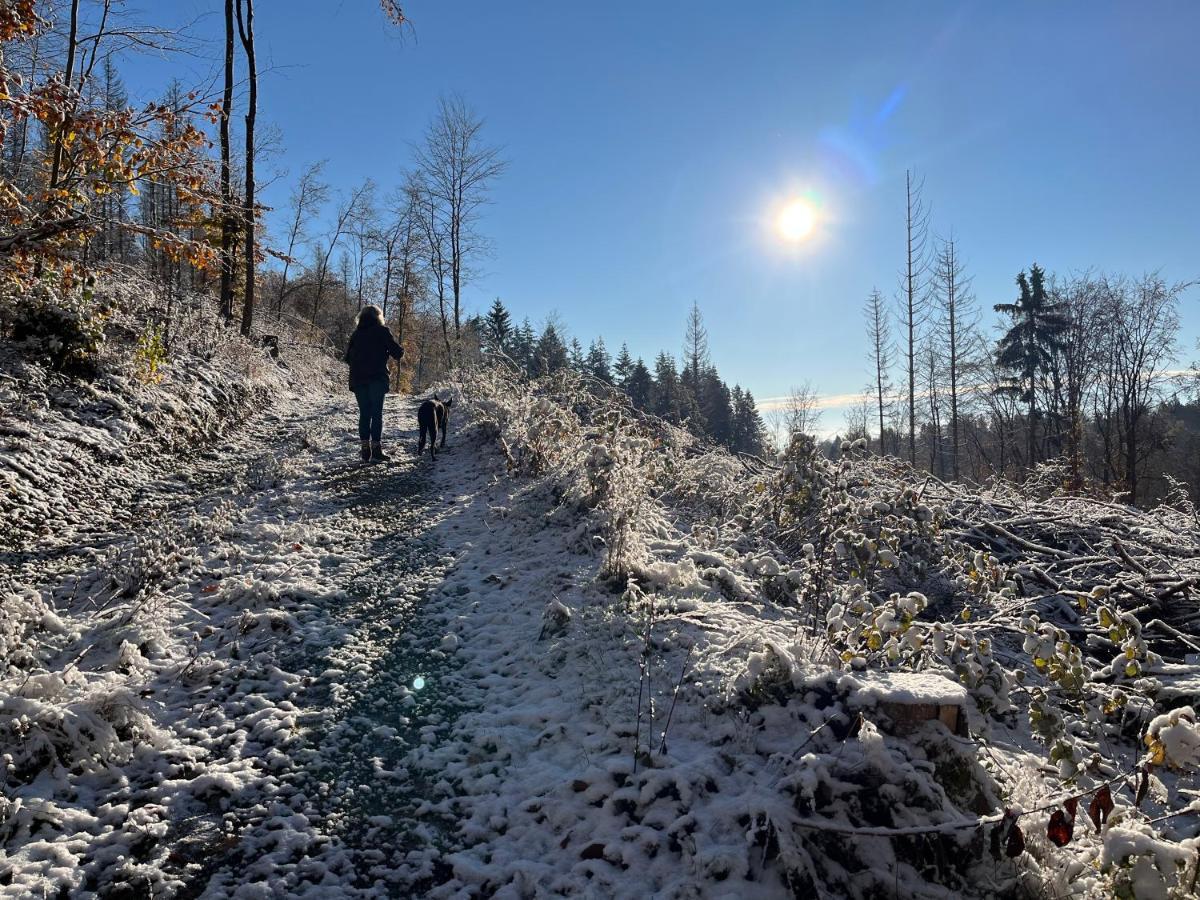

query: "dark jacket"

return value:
[344, 321, 404, 389]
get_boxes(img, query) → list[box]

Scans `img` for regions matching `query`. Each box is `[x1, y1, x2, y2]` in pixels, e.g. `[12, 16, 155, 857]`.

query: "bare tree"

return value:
[1100, 274, 1185, 502]
[843, 396, 873, 443]
[933, 235, 978, 479]
[921, 337, 944, 474]
[236, 0, 257, 337]
[47, 0, 82, 196]
[978, 346, 1022, 478]
[374, 181, 427, 345]
[414, 95, 505, 356]
[348, 186, 379, 311]
[275, 161, 328, 317]
[310, 180, 373, 326]
[899, 169, 931, 465]
[410, 172, 453, 365]
[863, 288, 892, 454]
[782, 382, 823, 439]
[1048, 272, 1104, 490]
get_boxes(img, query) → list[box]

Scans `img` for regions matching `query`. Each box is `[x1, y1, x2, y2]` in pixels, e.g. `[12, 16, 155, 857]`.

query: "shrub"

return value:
[4, 276, 111, 379]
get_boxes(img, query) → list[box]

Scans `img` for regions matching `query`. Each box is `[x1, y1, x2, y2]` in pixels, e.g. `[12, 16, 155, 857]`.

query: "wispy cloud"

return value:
[758, 391, 867, 413]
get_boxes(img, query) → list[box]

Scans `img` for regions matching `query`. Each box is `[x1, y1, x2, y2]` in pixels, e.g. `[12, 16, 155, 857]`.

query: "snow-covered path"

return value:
[4, 392, 483, 897]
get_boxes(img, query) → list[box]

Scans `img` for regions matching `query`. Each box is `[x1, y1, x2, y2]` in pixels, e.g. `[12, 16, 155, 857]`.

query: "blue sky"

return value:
[123, 1, 1199, 424]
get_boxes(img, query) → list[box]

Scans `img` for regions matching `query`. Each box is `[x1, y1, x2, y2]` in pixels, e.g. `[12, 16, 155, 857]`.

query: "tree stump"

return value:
[851, 672, 969, 737]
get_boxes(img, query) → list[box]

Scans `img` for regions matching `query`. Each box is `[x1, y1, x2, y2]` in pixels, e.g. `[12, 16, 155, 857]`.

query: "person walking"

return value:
[344, 305, 404, 462]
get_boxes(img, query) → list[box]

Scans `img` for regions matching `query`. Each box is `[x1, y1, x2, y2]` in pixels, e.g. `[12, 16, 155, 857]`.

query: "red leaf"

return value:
[201, 584, 219, 594]
[1047, 809, 1073, 847]
[1088, 785, 1114, 832]
[1006, 821, 1026, 857]
[292, 542, 303, 551]
[1064, 796, 1078, 820]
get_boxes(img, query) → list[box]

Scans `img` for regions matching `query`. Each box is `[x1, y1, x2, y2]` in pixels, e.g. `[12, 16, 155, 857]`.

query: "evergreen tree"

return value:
[568, 337, 585, 372]
[994, 263, 1068, 466]
[534, 322, 570, 375]
[510, 317, 536, 374]
[681, 301, 710, 384]
[625, 358, 654, 409]
[585, 337, 612, 383]
[699, 368, 733, 446]
[653, 352, 683, 421]
[613, 343, 634, 386]
[730, 386, 767, 454]
[482, 298, 513, 355]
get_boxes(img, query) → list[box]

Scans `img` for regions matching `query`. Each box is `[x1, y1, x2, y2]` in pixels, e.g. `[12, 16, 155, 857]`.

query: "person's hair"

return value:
[357, 305, 384, 327]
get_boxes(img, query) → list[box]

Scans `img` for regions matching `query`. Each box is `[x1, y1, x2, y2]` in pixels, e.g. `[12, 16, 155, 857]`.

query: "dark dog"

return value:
[417, 396, 452, 460]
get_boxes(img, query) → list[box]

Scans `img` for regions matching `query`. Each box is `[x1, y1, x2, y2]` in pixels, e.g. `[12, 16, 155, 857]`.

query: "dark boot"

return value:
[371, 441, 389, 461]
[360, 439, 371, 462]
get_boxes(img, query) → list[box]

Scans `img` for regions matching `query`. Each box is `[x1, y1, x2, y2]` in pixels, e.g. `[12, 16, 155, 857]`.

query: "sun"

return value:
[776, 198, 817, 242]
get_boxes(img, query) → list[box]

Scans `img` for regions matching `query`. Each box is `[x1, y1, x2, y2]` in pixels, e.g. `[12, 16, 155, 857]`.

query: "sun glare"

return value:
[776, 198, 817, 242]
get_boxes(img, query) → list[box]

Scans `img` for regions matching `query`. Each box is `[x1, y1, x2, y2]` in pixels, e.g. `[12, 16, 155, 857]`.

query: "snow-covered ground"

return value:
[5, 357, 1200, 898]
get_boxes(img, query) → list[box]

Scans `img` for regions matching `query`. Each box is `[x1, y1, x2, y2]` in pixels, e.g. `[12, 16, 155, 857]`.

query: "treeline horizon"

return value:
[472, 298, 770, 456]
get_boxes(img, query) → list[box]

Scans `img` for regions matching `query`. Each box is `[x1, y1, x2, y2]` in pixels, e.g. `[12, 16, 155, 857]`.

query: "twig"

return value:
[656, 645, 694, 756]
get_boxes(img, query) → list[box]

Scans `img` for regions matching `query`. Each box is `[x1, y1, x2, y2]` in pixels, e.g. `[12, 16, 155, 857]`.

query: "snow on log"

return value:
[843, 671, 970, 737]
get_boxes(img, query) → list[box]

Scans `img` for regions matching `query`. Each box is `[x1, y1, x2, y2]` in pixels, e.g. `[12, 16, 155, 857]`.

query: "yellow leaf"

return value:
[1147, 739, 1166, 766]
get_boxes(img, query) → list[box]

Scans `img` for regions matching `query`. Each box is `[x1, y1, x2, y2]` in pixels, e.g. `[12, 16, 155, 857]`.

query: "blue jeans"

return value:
[352, 378, 388, 442]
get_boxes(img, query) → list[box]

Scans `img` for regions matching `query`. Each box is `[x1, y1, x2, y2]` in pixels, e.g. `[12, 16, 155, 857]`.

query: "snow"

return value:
[4, 354, 1200, 897]
[844, 671, 971, 707]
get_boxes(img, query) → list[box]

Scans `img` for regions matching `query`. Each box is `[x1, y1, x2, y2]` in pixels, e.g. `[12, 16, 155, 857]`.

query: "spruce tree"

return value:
[613, 343, 634, 387]
[534, 322, 569, 375]
[731, 387, 767, 454]
[700, 368, 733, 446]
[625, 358, 654, 409]
[568, 337, 585, 372]
[510, 318, 536, 374]
[653, 352, 682, 422]
[994, 263, 1068, 467]
[586, 338, 612, 383]
[482, 298, 513, 355]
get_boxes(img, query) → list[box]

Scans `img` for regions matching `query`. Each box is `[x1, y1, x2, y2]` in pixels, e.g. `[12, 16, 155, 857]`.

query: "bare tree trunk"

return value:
[237, 0, 257, 337]
[864, 288, 891, 455]
[47, 0, 81, 195]
[900, 170, 929, 466]
[219, 0, 235, 324]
